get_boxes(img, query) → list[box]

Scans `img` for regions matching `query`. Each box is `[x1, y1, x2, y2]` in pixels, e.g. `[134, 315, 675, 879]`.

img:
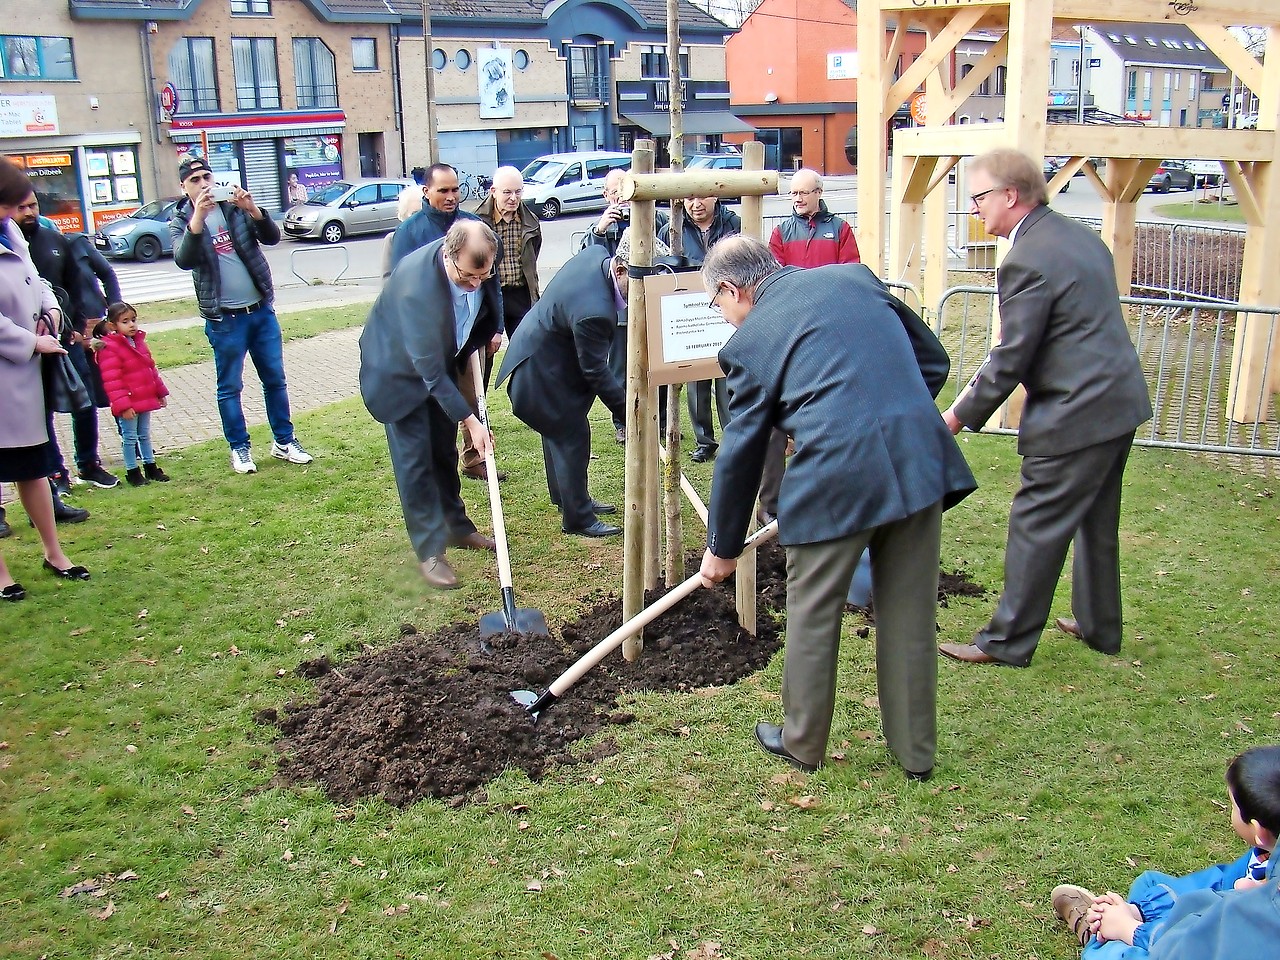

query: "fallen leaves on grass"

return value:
[60, 879, 102, 898]
[96, 900, 115, 920]
[787, 795, 819, 810]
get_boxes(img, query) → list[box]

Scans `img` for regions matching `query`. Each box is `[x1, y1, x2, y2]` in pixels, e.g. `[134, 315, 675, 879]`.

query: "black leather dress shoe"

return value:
[51, 495, 89, 525]
[754, 722, 818, 772]
[563, 520, 622, 538]
[43, 559, 90, 581]
[589, 499, 617, 515]
[690, 445, 717, 464]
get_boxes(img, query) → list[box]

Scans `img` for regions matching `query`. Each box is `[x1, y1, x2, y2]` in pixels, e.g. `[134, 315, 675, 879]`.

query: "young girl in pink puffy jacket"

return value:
[95, 302, 170, 486]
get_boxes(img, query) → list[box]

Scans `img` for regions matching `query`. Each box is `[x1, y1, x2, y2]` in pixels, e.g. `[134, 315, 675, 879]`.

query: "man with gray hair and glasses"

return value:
[697, 236, 975, 781]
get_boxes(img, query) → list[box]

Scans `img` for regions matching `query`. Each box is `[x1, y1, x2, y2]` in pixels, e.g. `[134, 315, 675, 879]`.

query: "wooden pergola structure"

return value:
[856, 0, 1279, 422]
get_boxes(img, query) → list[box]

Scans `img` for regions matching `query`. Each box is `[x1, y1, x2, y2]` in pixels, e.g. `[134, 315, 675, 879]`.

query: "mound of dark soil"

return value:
[260, 542, 985, 807]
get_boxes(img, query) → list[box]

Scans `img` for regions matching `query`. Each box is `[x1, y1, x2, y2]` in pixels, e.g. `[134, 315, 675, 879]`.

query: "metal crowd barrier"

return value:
[936, 285, 1280, 460]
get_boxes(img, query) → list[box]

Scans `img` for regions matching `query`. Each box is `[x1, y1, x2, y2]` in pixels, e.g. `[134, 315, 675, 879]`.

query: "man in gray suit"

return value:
[698, 237, 976, 781]
[358, 221, 501, 590]
[939, 148, 1152, 667]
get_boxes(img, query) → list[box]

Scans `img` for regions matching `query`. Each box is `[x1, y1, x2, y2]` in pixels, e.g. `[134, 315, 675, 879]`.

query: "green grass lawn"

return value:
[143, 302, 372, 370]
[1152, 199, 1245, 225]
[2, 388, 1277, 959]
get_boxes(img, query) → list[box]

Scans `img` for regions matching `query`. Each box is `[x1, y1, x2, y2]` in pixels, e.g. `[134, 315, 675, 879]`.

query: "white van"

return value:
[520, 151, 632, 220]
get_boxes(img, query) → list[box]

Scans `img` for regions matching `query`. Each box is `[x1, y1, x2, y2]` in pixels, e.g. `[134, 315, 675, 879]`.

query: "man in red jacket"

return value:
[759, 170, 862, 527]
[767, 169, 860, 269]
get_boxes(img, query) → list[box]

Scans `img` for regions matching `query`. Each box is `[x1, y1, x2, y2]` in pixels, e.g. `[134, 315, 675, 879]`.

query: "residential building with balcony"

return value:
[387, 0, 737, 174]
[70, 0, 403, 216]
[1083, 22, 1226, 127]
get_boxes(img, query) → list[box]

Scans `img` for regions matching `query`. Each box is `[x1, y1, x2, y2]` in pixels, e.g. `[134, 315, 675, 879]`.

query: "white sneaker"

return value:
[270, 440, 313, 465]
[230, 446, 258, 474]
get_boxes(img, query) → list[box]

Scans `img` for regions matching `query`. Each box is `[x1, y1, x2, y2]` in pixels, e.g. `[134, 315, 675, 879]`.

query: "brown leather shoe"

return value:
[449, 531, 497, 551]
[1055, 617, 1084, 640]
[420, 555, 459, 590]
[461, 464, 508, 482]
[1051, 884, 1096, 946]
[938, 642, 1001, 664]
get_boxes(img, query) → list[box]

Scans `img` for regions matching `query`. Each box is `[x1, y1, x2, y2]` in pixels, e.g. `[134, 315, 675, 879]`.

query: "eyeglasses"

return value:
[969, 187, 1001, 207]
[788, 188, 820, 198]
[449, 257, 494, 284]
[707, 283, 728, 313]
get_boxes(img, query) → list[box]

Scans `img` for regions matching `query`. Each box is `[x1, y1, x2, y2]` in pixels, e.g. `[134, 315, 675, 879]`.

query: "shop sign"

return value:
[827, 53, 858, 81]
[0, 95, 59, 138]
[93, 206, 139, 231]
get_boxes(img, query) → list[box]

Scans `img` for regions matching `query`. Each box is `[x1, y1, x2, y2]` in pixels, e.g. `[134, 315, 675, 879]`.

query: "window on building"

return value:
[513, 49, 529, 70]
[1189, 73, 1197, 98]
[431, 48, 446, 71]
[995, 65, 1007, 95]
[1072, 59, 1080, 85]
[455, 49, 471, 70]
[232, 36, 280, 110]
[294, 37, 337, 108]
[638, 44, 689, 80]
[1050, 58, 1058, 84]
[230, 0, 271, 13]
[1, 35, 76, 80]
[1143, 70, 1152, 100]
[978, 72, 991, 96]
[1127, 70, 1138, 100]
[352, 38, 377, 71]
[569, 45, 599, 102]
[168, 37, 219, 112]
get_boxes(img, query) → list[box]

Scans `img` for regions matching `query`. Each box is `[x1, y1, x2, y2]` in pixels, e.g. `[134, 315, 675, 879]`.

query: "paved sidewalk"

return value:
[45, 312, 370, 483]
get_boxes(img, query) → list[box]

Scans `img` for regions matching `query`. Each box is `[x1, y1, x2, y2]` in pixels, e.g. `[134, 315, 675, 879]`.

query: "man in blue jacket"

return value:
[698, 237, 975, 781]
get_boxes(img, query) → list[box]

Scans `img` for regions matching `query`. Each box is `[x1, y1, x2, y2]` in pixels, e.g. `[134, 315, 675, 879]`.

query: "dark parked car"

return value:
[1043, 157, 1069, 192]
[93, 197, 181, 262]
[1147, 160, 1197, 193]
[684, 153, 743, 203]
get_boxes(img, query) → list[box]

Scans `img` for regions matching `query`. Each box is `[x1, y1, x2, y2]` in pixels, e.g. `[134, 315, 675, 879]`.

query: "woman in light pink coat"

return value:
[0, 157, 89, 602]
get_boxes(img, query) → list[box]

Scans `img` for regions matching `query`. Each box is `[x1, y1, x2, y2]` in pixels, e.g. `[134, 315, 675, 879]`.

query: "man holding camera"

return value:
[170, 156, 312, 476]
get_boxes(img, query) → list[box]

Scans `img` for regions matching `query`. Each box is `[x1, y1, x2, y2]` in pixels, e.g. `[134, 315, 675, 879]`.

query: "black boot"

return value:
[50, 482, 90, 524]
[143, 461, 170, 482]
[0, 505, 11, 539]
[126, 467, 149, 487]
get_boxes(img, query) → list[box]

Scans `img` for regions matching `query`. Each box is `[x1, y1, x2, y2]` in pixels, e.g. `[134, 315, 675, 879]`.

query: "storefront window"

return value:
[281, 134, 343, 204]
[5, 151, 84, 232]
[84, 146, 143, 231]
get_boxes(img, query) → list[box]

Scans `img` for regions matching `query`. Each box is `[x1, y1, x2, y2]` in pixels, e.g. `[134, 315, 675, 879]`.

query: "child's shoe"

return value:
[1051, 884, 1096, 946]
[126, 467, 149, 487]
[144, 461, 171, 483]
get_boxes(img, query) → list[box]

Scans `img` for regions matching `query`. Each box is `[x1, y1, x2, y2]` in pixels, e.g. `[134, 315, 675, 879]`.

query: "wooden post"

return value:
[623, 141, 656, 662]
[856, 5, 887, 275]
[662, 0, 686, 588]
[732, 140, 765, 636]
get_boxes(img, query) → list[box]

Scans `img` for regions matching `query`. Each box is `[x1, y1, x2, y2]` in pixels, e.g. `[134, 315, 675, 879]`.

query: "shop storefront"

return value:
[2, 96, 148, 233]
[167, 110, 347, 215]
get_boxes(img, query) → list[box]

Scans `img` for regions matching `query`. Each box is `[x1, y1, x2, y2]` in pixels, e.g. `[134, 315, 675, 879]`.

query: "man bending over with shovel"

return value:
[697, 236, 976, 781]
[359, 221, 502, 590]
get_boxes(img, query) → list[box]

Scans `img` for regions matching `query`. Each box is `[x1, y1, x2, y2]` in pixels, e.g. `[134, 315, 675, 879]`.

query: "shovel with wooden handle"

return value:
[512, 520, 779, 720]
[469, 351, 549, 643]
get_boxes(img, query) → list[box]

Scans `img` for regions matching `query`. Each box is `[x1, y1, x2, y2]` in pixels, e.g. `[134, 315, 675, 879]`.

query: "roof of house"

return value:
[1087, 21, 1227, 70]
[71, 0, 729, 29]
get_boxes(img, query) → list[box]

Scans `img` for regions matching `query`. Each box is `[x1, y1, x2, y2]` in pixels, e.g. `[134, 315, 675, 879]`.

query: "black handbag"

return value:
[40, 313, 93, 414]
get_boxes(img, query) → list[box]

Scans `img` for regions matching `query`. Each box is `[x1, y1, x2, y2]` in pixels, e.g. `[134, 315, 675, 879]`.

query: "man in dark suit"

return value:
[495, 243, 628, 538]
[698, 237, 976, 780]
[939, 148, 1152, 667]
[358, 221, 501, 590]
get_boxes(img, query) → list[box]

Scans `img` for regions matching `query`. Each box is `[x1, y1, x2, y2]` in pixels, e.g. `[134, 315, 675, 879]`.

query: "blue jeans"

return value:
[204, 303, 294, 450]
[120, 412, 153, 470]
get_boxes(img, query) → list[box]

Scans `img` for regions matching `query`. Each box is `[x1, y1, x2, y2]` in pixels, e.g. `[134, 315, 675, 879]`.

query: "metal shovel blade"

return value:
[479, 606, 549, 639]
[510, 687, 557, 722]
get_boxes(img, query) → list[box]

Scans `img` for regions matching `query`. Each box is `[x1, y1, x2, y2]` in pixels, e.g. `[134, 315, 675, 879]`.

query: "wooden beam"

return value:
[884, 5, 986, 113]
[1223, 162, 1262, 225]
[1192, 24, 1264, 95]
[622, 169, 778, 202]
[857, 6, 889, 272]
[938, 33, 1008, 119]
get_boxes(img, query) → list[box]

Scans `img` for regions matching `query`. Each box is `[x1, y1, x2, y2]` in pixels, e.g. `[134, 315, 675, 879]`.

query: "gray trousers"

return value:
[974, 431, 1135, 666]
[781, 500, 943, 774]
[384, 399, 478, 561]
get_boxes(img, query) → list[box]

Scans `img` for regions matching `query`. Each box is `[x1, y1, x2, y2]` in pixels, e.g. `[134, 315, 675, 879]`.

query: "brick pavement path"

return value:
[50, 326, 364, 469]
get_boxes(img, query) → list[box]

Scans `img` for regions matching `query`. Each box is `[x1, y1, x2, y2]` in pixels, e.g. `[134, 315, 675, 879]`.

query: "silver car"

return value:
[282, 178, 415, 243]
[93, 196, 181, 262]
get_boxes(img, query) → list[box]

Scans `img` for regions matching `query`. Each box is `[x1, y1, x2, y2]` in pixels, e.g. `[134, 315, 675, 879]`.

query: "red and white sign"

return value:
[909, 92, 927, 125]
[159, 83, 178, 121]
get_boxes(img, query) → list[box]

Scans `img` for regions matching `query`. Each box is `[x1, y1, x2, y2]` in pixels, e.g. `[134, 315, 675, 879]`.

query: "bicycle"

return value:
[456, 170, 493, 202]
